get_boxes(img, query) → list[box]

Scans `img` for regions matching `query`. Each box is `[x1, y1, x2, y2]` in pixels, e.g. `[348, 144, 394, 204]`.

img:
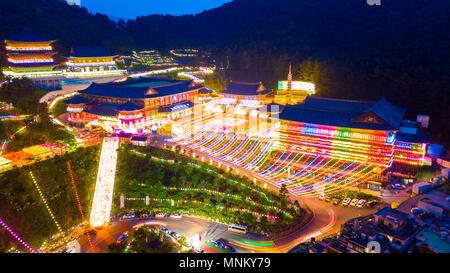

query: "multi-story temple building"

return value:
[65, 46, 126, 78]
[2, 28, 63, 89]
[64, 77, 203, 133]
[274, 65, 315, 105]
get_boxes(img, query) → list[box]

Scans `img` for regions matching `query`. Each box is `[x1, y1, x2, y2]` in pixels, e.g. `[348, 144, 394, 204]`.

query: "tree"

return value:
[296, 59, 330, 95]
[203, 71, 228, 92]
[107, 242, 125, 253]
[279, 184, 289, 199]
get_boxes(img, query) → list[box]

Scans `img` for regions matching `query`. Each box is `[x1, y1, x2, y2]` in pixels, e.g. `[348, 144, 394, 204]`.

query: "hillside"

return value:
[0, 0, 448, 144]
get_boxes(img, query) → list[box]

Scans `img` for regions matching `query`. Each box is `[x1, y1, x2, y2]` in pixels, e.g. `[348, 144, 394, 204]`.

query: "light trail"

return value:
[29, 171, 63, 234]
[89, 137, 119, 227]
[66, 161, 95, 252]
[0, 218, 36, 253]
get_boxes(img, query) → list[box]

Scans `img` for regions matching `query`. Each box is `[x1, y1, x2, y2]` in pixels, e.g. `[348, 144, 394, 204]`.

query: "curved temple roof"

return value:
[278, 96, 407, 131]
[78, 78, 201, 100]
[5, 28, 54, 43]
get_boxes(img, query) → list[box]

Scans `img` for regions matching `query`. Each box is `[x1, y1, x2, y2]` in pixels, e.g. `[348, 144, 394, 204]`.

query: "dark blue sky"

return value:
[81, 0, 232, 19]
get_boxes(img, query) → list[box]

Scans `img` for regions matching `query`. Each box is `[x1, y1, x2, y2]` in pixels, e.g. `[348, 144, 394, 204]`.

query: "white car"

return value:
[350, 199, 359, 206]
[170, 213, 182, 219]
[342, 198, 351, 206]
[318, 193, 325, 201]
[356, 199, 367, 208]
[155, 212, 165, 218]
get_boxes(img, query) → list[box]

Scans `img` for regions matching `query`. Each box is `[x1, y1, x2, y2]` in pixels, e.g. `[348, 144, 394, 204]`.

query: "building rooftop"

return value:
[5, 28, 54, 42]
[220, 81, 269, 96]
[116, 101, 144, 112]
[278, 96, 408, 131]
[84, 106, 117, 117]
[78, 78, 200, 100]
[69, 46, 117, 58]
[374, 207, 410, 223]
[64, 95, 90, 105]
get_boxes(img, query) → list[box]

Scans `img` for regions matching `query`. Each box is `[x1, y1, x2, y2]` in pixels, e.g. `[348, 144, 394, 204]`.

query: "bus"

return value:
[228, 223, 247, 234]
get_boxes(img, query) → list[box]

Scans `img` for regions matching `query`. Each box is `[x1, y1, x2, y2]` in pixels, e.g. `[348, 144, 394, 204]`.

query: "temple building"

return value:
[217, 80, 271, 107]
[273, 96, 429, 186]
[2, 28, 63, 89]
[274, 65, 315, 105]
[65, 46, 126, 77]
[64, 78, 203, 133]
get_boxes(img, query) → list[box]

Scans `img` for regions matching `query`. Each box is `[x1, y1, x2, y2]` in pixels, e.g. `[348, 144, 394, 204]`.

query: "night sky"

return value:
[81, 0, 232, 19]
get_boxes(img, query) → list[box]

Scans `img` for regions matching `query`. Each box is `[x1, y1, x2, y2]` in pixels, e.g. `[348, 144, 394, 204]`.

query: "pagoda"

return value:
[3, 28, 63, 89]
[274, 64, 315, 105]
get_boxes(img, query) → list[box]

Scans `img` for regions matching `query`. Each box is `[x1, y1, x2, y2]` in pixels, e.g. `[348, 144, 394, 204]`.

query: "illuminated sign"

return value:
[278, 81, 315, 94]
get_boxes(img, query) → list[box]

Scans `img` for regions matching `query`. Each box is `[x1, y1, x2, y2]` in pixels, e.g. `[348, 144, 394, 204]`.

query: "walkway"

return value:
[89, 137, 119, 227]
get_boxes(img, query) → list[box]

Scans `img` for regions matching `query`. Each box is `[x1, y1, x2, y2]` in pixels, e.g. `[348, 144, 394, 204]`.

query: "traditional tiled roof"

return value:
[199, 88, 213, 94]
[84, 106, 117, 117]
[220, 81, 269, 96]
[279, 105, 397, 131]
[79, 79, 200, 99]
[79, 83, 148, 99]
[64, 95, 89, 105]
[5, 28, 53, 42]
[365, 97, 407, 128]
[278, 96, 407, 131]
[146, 81, 198, 98]
[300, 96, 375, 113]
[116, 101, 144, 112]
[69, 46, 116, 58]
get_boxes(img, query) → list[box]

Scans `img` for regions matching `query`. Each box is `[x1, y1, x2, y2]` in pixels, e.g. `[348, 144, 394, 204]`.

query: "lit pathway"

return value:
[89, 137, 119, 227]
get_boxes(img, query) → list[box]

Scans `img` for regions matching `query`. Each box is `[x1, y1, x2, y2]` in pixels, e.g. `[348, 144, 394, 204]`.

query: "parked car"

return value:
[155, 212, 165, 218]
[350, 199, 359, 206]
[411, 207, 426, 216]
[170, 213, 182, 219]
[356, 199, 367, 208]
[170, 231, 182, 240]
[391, 184, 406, 190]
[161, 227, 169, 233]
[367, 200, 378, 208]
[325, 196, 332, 202]
[342, 198, 352, 206]
[318, 193, 325, 201]
[117, 232, 128, 243]
[332, 198, 341, 205]
[122, 213, 135, 220]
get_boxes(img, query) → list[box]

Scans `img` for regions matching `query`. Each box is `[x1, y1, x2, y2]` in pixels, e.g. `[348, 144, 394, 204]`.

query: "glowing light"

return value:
[0, 218, 36, 253]
[29, 171, 63, 234]
[89, 137, 119, 227]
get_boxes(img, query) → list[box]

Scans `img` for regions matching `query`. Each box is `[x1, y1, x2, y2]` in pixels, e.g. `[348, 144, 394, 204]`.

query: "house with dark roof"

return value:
[218, 81, 271, 107]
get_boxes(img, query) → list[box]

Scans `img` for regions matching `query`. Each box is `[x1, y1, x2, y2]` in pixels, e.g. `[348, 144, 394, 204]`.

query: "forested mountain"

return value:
[0, 0, 448, 144]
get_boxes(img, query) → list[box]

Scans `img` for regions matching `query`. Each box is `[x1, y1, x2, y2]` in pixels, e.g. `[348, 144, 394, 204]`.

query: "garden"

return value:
[0, 145, 100, 252]
[113, 145, 303, 234]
